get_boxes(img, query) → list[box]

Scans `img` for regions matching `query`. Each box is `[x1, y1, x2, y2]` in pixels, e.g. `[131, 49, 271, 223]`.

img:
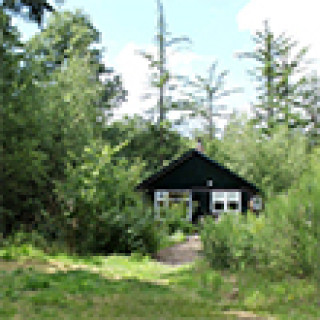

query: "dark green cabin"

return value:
[136, 148, 260, 222]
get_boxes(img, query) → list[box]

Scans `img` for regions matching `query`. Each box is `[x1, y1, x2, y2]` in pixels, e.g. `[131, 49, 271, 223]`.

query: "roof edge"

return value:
[136, 148, 260, 193]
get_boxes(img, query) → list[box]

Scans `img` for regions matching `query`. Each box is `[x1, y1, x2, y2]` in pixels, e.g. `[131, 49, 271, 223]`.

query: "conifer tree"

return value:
[140, 0, 191, 162]
[238, 20, 309, 134]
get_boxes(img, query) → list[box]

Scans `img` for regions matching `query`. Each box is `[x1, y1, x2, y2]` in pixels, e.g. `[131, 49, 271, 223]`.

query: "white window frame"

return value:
[211, 191, 241, 214]
[154, 190, 190, 219]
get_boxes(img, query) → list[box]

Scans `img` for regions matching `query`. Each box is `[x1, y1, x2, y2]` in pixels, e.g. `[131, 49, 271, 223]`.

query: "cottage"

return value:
[136, 148, 261, 222]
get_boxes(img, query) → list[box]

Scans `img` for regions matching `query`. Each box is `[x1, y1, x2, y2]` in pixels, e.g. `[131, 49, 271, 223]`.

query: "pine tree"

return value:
[238, 20, 309, 134]
[300, 72, 320, 148]
[189, 62, 241, 139]
[140, 0, 191, 162]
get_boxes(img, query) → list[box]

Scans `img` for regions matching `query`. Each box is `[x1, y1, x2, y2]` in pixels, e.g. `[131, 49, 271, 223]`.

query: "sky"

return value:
[12, 0, 320, 132]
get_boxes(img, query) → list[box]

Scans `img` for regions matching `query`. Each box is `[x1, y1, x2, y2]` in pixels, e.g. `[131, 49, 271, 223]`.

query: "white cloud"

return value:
[112, 42, 156, 118]
[237, 0, 320, 69]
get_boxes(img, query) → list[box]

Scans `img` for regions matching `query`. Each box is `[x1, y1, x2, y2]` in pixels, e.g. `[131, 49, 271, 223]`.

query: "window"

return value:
[212, 192, 224, 211]
[211, 191, 241, 213]
[154, 191, 190, 219]
[154, 191, 170, 210]
[251, 196, 262, 211]
[227, 192, 240, 211]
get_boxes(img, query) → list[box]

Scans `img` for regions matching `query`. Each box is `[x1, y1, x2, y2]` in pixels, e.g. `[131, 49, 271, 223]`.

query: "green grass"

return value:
[0, 245, 319, 319]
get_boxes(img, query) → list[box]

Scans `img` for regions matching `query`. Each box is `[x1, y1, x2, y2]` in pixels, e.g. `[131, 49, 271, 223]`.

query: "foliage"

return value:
[1, 9, 126, 244]
[26, 10, 101, 76]
[188, 62, 241, 139]
[259, 147, 320, 278]
[201, 213, 264, 270]
[57, 141, 161, 255]
[26, 10, 126, 117]
[238, 20, 311, 134]
[299, 71, 320, 148]
[158, 202, 196, 236]
[1, 53, 101, 235]
[0, 231, 66, 258]
[213, 116, 308, 194]
[0, 8, 50, 233]
[102, 115, 190, 174]
[201, 147, 320, 278]
[140, 0, 191, 124]
[3, 0, 55, 24]
[139, 0, 193, 162]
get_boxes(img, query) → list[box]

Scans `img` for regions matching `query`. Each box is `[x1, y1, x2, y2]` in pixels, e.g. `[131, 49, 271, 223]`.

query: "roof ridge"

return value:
[136, 148, 260, 192]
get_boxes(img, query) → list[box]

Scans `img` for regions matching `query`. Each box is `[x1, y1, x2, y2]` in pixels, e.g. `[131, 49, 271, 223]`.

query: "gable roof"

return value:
[136, 148, 260, 193]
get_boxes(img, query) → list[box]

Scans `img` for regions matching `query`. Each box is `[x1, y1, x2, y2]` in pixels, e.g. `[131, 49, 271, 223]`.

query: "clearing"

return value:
[0, 245, 319, 319]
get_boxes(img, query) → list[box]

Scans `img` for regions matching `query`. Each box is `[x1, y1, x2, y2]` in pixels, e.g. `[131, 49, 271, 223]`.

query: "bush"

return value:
[159, 202, 197, 235]
[258, 149, 320, 277]
[56, 141, 163, 255]
[88, 206, 161, 255]
[201, 148, 320, 278]
[201, 213, 263, 270]
[0, 231, 49, 261]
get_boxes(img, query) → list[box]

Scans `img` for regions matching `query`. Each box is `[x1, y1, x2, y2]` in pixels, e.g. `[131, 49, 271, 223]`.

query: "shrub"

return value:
[0, 231, 47, 249]
[158, 202, 197, 236]
[201, 213, 263, 270]
[56, 141, 162, 255]
[258, 148, 320, 277]
[201, 148, 320, 278]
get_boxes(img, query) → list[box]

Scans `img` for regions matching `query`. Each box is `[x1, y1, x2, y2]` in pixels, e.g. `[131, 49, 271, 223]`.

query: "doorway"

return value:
[192, 191, 210, 223]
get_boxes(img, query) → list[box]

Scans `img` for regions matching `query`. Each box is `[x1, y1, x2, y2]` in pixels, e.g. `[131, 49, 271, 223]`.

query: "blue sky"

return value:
[69, 0, 255, 117]
[13, 0, 320, 130]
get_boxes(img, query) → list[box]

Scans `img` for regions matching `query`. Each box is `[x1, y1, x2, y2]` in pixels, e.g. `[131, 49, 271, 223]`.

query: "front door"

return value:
[192, 191, 210, 223]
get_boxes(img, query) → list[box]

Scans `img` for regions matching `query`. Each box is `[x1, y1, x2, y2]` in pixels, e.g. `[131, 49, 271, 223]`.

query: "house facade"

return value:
[136, 148, 261, 222]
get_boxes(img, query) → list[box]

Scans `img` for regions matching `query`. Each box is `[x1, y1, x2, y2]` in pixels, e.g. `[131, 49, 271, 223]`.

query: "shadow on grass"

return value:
[0, 264, 234, 319]
[0, 266, 172, 297]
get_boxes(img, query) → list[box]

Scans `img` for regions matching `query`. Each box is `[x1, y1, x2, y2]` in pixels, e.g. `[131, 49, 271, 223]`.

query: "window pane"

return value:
[227, 192, 239, 200]
[156, 191, 168, 200]
[214, 201, 224, 210]
[157, 201, 165, 207]
[212, 192, 224, 200]
[162, 191, 169, 198]
[227, 201, 239, 210]
[169, 191, 188, 200]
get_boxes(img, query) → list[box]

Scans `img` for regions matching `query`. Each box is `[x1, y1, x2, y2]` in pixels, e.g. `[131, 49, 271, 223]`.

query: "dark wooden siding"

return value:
[151, 156, 249, 191]
[137, 149, 260, 214]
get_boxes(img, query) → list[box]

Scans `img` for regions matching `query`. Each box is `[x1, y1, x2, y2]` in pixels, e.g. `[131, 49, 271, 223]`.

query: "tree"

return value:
[215, 115, 308, 195]
[0, 9, 111, 236]
[2, 0, 56, 24]
[26, 10, 126, 120]
[299, 72, 320, 148]
[140, 0, 191, 161]
[56, 140, 162, 254]
[238, 20, 309, 134]
[0, 8, 49, 233]
[189, 62, 241, 139]
[102, 115, 190, 173]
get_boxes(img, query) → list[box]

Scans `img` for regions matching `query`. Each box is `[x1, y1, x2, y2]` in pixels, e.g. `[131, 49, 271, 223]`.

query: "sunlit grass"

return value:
[0, 245, 319, 319]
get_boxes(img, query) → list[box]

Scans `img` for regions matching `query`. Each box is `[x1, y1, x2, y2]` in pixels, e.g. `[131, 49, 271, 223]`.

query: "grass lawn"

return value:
[0, 246, 319, 319]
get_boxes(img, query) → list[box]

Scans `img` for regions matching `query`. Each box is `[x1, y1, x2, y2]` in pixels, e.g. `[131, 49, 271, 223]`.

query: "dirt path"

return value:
[155, 235, 202, 265]
[155, 237, 274, 319]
